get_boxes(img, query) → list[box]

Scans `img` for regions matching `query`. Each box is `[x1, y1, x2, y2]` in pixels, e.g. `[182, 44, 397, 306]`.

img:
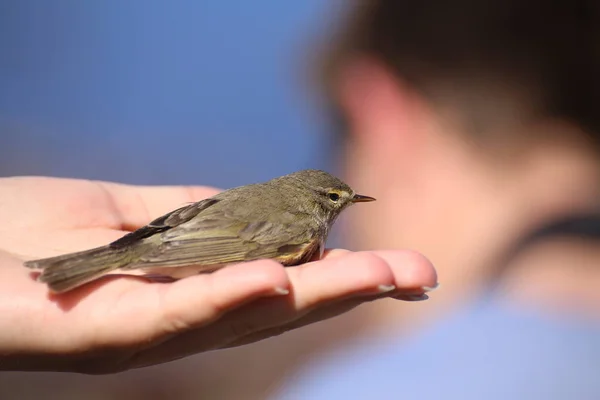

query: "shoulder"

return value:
[273, 300, 600, 399]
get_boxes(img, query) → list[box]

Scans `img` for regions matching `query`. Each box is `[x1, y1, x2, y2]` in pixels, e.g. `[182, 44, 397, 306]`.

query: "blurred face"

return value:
[329, 58, 543, 302]
[332, 58, 600, 312]
[331, 58, 473, 249]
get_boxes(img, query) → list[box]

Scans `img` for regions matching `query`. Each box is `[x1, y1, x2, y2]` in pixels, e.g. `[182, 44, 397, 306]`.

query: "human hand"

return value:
[0, 176, 437, 374]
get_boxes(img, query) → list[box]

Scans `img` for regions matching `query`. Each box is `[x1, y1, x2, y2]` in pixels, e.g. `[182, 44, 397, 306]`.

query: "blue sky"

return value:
[0, 1, 341, 188]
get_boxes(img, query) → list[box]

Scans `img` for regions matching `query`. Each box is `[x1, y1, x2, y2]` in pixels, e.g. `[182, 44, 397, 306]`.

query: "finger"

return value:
[371, 250, 438, 290]
[226, 297, 370, 348]
[219, 250, 436, 345]
[0, 177, 99, 230]
[102, 260, 290, 370]
[94, 182, 221, 230]
[227, 286, 435, 348]
[157, 260, 291, 332]
[129, 250, 435, 366]
[0, 177, 220, 232]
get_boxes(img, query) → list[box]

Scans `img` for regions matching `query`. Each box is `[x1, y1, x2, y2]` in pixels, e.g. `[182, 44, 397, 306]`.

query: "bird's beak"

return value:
[351, 194, 376, 203]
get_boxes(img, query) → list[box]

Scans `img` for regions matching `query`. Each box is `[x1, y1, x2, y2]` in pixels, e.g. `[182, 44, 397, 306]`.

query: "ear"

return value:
[334, 56, 425, 154]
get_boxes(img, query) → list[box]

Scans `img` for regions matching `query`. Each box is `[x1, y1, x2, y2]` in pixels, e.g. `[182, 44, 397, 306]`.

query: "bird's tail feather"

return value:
[24, 245, 131, 293]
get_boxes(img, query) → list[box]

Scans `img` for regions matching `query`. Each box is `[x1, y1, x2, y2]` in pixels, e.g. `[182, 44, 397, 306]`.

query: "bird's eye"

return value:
[328, 192, 340, 202]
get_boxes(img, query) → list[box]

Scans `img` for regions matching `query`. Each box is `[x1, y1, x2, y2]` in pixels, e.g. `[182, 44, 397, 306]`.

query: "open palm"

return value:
[0, 176, 437, 374]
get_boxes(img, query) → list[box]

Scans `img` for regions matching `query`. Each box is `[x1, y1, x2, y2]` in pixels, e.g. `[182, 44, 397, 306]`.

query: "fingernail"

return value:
[395, 294, 429, 302]
[273, 287, 290, 295]
[378, 284, 396, 293]
[422, 283, 440, 292]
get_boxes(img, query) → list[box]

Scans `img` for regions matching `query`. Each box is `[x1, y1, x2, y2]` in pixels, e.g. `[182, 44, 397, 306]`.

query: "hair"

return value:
[319, 0, 600, 144]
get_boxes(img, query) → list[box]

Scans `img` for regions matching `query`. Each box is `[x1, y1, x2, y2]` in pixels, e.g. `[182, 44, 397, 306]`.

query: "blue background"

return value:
[0, 1, 340, 188]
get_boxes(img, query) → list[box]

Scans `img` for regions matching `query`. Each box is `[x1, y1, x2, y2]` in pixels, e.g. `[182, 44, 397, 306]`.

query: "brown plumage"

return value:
[24, 170, 375, 293]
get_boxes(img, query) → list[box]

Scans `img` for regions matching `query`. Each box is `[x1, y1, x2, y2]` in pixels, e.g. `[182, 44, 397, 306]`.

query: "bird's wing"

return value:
[129, 212, 321, 269]
[109, 198, 220, 249]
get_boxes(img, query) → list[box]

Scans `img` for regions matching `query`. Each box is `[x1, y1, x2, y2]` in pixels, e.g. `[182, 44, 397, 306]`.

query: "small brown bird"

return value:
[25, 169, 375, 293]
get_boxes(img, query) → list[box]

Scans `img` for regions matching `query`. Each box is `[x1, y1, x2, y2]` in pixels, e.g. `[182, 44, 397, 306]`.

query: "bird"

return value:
[24, 169, 376, 293]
